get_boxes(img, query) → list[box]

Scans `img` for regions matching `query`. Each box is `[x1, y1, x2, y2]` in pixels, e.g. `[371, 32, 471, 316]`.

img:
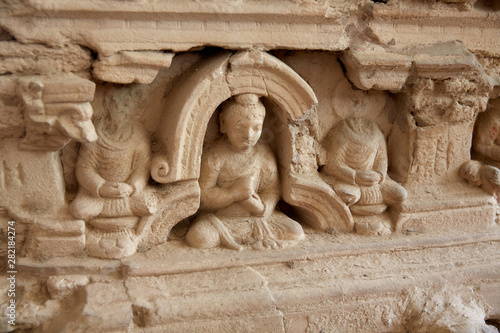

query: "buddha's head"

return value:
[103, 86, 143, 127]
[220, 93, 265, 152]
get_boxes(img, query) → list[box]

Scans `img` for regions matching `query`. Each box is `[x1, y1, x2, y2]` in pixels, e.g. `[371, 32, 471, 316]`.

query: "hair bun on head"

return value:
[234, 93, 260, 106]
[221, 93, 265, 122]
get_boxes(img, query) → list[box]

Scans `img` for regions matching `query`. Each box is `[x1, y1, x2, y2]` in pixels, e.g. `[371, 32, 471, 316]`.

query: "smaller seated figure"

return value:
[460, 160, 500, 198]
[69, 87, 156, 258]
[461, 100, 500, 205]
[472, 100, 500, 169]
[321, 117, 407, 234]
[186, 94, 304, 250]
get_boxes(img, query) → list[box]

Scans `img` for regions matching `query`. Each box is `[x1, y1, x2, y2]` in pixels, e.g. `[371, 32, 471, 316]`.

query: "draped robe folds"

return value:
[323, 118, 406, 207]
[70, 122, 151, 220]
[188, 139, 304, 249]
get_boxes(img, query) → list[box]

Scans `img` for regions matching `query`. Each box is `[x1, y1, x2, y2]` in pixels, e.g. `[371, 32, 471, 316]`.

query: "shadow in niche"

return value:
[0, 27, 16, 41]
[190, 46, 229, 58]
[486, 319, 500, 329]
[475, 0, 500, 10]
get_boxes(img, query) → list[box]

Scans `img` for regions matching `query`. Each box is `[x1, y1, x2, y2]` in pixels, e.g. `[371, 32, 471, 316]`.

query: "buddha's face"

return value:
[223, 112, 264, 152]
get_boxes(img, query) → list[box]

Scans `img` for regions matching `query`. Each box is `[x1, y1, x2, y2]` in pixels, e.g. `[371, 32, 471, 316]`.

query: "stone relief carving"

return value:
[0, 73, 97, 258]
[471, 98, 500, 169]
[460, 159, 500, 199]
[186, 93, 304, 250]
[461, 99, 500, 218]
[69, 87, 158, 259]
[148, 50, 327, 248]
[93, 51, 175, 84]
[17, 75, 97, 151]
[1, 3, 500, 327]
[321, 117, 407, 235]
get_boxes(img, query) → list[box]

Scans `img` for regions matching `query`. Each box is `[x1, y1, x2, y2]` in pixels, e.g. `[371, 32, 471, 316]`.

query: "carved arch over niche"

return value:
[151, 50, 318, 183]
[151, 50, 353, 233]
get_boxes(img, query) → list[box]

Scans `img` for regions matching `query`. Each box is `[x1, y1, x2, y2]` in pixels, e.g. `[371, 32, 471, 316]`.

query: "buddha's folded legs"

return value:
[381, 178, 407, 205]
[69, 191, 105, 220]
[266, 211, 305, 242]
[186, 213, 240, 250]
[69, 191, 156, 221]
[186, 211, 304, 250]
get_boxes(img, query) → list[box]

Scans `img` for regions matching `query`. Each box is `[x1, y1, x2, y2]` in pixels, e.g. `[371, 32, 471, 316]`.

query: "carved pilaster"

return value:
[0, 73, 97, 258]
[342, 41, 498, 233]
[388, 42, 496, 232]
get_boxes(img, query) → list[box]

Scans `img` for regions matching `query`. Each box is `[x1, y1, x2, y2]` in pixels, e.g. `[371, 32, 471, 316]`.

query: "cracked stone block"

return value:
[93, 51, 174, 84]
[46, 275, 89, 300]
[64, 282, 133, 332]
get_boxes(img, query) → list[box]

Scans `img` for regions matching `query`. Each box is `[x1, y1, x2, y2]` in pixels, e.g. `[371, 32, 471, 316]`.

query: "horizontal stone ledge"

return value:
[16, 228, 500, 278]
[122, 228, 500, 277]
[4, 0, 359, 17]
[0, 17, 351, 55]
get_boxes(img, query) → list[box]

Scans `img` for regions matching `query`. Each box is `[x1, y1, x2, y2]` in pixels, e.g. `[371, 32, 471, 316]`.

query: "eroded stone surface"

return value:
[7, 228, 500, 332]
[1, 0, 500, 331]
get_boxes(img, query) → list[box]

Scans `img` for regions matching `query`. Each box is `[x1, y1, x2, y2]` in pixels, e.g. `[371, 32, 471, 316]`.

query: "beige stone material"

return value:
[341, 41, 412, 91]
[0, 74, 97, 149]
[405, 284, 497, 333]
[0, 73, 97, 259]
[186, 93, 304, 250]
[321, 117, 407, 235]
[9, 228, 500, 332]
[151, 50, 317, 184]
[17, 75, 97, 151]
[1, 0, 500, 331]
[0, 42, 92, 76]
[93, 51, 175, 84]
[46, 275, 89, 300]
[69, 86, 154, 258]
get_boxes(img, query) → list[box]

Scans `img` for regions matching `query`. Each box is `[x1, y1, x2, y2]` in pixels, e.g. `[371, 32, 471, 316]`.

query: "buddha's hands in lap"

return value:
[99, 182, 134, 198]
[355, 170, 382, 186]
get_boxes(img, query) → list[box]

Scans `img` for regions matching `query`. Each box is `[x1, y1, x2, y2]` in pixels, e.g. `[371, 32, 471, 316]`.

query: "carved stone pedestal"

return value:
[12, 227, 500, 332]
[395, 184, 497, 233]
[0, 140, 87, 259]
[24, 218, 85, 260]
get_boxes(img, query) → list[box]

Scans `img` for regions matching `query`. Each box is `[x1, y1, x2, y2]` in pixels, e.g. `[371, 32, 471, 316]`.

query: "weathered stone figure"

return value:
[461, 100, 500, 199]
[69, 87, 155, 222]
[186, 93, 304, 250]
[460, 160, 500, 198]
[322, 117, 407, 229]
[69, 87, 156, 258]
[473, 100, 500, 169]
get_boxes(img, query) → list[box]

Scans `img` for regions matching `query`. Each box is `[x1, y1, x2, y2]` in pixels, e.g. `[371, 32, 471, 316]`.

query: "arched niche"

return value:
[151, 50, 353, 233]
[151, 50, 317, 183]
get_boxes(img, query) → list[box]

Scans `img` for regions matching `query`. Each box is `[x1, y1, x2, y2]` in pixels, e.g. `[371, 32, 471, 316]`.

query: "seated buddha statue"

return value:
[185, 93, 304, 250]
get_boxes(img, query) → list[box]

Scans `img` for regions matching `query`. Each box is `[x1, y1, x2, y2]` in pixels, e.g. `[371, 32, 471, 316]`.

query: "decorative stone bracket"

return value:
[0, 73, 97, 258]
[0, 73, 97, 151]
